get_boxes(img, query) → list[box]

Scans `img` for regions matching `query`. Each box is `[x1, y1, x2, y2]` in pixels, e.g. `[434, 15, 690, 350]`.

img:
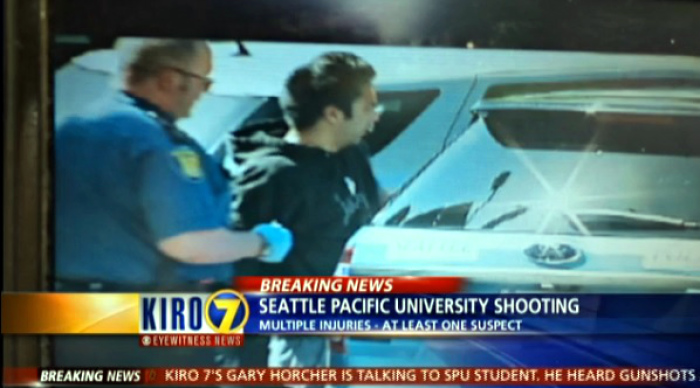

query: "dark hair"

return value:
[281, 52, 376, 131]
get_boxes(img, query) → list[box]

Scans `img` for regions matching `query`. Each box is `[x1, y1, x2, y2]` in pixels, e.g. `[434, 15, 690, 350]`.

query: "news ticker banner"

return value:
[3, 367, 698, 386]
[2, 277, 700, 345]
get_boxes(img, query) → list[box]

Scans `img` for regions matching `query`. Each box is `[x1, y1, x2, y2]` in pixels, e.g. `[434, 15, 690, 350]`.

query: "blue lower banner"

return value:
[241, 294, 700, 335]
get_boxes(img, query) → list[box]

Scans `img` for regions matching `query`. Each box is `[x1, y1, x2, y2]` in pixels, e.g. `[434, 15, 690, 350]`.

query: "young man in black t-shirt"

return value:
[229, 52, 383, 384]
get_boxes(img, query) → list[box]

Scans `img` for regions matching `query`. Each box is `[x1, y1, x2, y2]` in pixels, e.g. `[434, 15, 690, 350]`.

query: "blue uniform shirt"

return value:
[55, 92, 234, 286]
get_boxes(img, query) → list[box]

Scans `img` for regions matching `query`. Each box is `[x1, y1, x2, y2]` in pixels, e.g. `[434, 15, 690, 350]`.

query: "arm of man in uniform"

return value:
[159, 228, 260, 264]
[136, 141, 292, 264]
[159, 223, 292, 264]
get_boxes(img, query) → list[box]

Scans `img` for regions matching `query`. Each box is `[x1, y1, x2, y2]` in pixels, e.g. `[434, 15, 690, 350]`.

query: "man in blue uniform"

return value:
[54, 39, 291, 373]
[55, 39, 291, 290]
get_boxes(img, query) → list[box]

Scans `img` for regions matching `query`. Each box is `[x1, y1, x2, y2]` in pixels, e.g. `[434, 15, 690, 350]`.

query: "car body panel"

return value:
[350, 227, 700, 291]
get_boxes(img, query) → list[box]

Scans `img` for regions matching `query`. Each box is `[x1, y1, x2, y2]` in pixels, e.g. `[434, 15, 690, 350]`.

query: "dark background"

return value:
[51, 0, 700, 69]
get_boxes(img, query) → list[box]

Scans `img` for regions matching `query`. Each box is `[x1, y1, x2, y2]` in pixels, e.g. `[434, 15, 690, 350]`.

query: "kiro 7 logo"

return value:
[140, 289, 250, 333]
[205, 290, 250, 333]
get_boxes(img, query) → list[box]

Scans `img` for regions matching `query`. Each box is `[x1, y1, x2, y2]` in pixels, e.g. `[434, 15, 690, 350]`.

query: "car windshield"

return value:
[375, 109, 700, 239]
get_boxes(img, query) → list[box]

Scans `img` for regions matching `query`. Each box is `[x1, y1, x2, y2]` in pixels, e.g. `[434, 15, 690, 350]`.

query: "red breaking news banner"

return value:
[4, 367, 697, 386]
[233, 276, 466, 293]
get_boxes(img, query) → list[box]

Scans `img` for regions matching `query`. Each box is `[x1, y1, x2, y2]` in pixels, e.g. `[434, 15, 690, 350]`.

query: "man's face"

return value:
[172, 48, 213, 119]
[338, 84, 381, 148]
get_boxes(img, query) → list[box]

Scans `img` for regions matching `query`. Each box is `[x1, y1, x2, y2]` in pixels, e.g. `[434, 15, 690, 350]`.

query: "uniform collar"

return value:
[121, 91, 177, 125]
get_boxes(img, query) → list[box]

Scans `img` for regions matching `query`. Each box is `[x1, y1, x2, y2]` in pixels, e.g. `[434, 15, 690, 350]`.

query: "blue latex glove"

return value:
[253, 222, 293, 263]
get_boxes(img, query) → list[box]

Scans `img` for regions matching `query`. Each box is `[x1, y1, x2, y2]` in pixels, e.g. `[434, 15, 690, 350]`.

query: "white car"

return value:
[338, 66, 700, 374]
[347, 68, 700, 293]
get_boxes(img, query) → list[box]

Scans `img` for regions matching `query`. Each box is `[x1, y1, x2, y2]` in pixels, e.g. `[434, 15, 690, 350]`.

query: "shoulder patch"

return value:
[171, 147, 203, 180]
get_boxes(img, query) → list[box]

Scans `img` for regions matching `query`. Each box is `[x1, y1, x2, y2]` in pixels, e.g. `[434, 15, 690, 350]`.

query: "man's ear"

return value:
[156, 69, 179, 92]
[323, 105, 345, 125]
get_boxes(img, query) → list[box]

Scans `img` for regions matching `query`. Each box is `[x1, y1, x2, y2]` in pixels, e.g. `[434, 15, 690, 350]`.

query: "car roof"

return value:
[74, 39, 700, 96]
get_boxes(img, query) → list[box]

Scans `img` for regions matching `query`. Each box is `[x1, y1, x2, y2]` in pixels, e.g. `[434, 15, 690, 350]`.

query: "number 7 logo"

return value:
[205, 290, 250, 333]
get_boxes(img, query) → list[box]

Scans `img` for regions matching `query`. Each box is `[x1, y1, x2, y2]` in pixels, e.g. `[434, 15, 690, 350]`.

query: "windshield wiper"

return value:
[466, 171, 511, 224]
[575, 209, 700, 231]
[481, 206, 529, 230]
